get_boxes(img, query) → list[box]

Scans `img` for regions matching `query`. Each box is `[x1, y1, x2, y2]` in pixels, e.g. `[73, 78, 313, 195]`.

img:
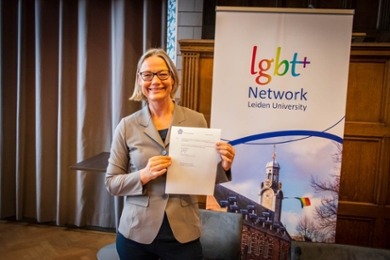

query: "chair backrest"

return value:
[291, 241, 390, 260]
[199, 209, 243, 260]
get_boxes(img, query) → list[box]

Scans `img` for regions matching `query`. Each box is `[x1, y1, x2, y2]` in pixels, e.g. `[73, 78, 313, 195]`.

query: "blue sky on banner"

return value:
[221, 134, 341, 235]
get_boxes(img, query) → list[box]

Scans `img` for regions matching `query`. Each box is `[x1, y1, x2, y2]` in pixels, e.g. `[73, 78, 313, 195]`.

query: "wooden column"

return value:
[179, 40, 215, 126]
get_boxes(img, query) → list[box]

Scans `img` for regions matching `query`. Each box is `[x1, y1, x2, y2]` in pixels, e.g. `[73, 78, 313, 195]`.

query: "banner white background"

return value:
[211, 7, 353, 241]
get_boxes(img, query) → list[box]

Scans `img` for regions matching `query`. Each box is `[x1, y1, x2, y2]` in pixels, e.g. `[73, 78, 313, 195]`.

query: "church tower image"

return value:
[259, 149, 283, 223]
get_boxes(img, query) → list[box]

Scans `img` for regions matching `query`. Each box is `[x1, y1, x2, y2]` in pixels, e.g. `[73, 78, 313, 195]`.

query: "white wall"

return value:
[175, 0, 203, 99]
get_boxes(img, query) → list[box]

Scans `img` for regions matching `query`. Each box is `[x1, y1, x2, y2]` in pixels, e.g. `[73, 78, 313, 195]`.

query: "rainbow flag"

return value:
[296, 197, 311, 208]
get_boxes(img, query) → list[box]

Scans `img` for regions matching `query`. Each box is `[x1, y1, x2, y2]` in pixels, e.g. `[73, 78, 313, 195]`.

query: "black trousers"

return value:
[116, 213, 203, 260]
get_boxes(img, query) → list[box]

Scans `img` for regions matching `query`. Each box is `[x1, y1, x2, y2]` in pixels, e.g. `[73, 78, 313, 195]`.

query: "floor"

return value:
[0, 219, 116, 260]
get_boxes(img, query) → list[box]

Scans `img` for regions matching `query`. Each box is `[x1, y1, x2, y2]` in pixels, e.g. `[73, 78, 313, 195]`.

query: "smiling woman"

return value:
[104, 48, 236, 259]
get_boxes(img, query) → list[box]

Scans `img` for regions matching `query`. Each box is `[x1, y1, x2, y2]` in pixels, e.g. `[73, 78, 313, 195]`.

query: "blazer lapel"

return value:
[137, 103, 186, 149]
[137, 105, 165, 148]
[165, 104, 186, 147]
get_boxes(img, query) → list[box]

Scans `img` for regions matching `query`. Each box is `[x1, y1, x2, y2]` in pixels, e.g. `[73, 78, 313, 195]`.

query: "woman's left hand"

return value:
[216, 142, 235, 171]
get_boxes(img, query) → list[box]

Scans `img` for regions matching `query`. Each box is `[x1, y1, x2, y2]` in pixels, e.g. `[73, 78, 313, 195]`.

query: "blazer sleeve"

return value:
[216, 162, 232, 184]
[105, 119, 144, 196]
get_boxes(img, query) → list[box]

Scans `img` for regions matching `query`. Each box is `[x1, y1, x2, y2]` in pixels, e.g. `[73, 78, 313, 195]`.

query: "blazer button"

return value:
[162, 150, 167, 156]
[162, 194, 169, 200]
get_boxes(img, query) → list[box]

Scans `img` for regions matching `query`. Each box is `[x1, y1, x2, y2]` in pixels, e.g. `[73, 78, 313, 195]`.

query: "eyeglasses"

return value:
[139, 70, 171, 81]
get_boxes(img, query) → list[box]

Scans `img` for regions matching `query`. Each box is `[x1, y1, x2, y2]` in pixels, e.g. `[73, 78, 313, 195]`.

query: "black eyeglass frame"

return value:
[138, 70, 171, 81]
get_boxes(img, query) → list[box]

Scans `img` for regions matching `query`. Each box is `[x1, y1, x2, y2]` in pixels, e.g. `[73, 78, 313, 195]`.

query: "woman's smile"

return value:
[148, 86, 167, 91]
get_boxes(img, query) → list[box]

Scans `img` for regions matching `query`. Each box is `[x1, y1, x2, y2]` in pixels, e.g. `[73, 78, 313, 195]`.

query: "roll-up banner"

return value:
[210, 6, 353, 256]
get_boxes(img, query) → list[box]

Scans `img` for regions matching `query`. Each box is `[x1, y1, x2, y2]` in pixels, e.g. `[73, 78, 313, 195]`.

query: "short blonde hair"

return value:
[130, 48, 179, 101]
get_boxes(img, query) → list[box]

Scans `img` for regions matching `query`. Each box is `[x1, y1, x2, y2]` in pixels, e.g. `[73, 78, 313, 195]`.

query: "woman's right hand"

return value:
[140, 156, 172, 185]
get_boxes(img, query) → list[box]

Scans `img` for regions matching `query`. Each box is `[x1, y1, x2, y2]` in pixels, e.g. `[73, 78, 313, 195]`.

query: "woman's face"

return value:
[138, 56, 174, 103]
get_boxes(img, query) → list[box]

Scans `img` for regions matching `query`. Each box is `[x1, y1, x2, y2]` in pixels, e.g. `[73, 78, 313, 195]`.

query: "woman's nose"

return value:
[151, 74, 161, 83]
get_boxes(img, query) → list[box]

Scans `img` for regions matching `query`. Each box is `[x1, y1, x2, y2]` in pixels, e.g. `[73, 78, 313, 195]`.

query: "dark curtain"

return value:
[0, 0, 167, 228]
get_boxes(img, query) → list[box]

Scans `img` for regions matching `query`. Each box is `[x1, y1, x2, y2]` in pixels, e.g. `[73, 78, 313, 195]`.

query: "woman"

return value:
[105, 48, 235, 260]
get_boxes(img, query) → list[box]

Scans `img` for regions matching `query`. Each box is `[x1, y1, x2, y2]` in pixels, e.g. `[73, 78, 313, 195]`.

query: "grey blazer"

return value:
[105, 104, 231, 244]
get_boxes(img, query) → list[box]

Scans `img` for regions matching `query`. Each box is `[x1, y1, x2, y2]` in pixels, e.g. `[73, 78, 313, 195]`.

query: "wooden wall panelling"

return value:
[335, 217, 374, 247]
[322, 44, 390, 248]
[336, 137, 387, 247]
[179, 39, 390, 249]
[339, 138, 379, 203]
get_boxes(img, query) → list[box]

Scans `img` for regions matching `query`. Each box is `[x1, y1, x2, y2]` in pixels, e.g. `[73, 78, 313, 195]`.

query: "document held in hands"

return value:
[166, 126, 221, 195]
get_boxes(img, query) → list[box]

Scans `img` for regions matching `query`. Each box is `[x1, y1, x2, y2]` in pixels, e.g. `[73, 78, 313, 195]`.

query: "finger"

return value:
[217, 146, 235, 159]
[221, 154, 233, 163]
[149, 157, 171, 168]
[150, 156, 171, 165]
[216, 142, 234, 152]
[148, 157, 171, 178]
[153, 168, 168, 177]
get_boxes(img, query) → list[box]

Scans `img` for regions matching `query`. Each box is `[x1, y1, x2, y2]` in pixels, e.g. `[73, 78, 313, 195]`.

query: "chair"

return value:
[97, 209, 243, 260]
[199, 209, 243, 260]
[291, 241, 390, 260]
[97, 243, 119, 260]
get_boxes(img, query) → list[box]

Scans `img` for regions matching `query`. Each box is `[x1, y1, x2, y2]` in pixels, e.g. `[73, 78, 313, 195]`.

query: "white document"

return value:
[166, 126, 221, 195]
